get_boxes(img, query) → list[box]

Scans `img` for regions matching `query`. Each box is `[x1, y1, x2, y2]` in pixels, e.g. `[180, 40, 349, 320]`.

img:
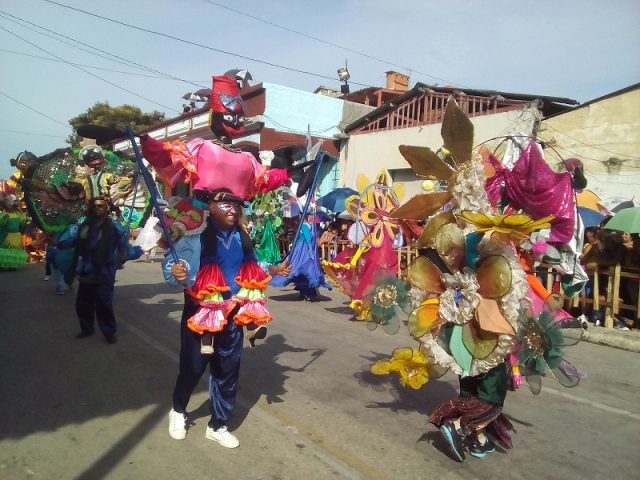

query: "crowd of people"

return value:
[576, 226, 640, 329]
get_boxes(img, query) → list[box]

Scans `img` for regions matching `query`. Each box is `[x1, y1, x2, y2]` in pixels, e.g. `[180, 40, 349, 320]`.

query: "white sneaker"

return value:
[43, 275, 51, 281]
[168, 409, 187, 440]
[205, 426, 239, 448]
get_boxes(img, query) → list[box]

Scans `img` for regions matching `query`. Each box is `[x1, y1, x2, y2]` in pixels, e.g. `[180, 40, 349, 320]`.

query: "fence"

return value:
[280, 238, 639, 329]
[538, 263, 640, 329]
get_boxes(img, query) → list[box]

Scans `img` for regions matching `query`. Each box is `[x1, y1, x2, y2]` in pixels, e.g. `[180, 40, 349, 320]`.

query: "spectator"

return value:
[619, 232, 640, 328]
[580, 229, 623, 326]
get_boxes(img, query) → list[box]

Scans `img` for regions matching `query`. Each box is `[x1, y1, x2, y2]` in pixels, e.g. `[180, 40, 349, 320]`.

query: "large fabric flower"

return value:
[345, 170, 403, 248]
[406, 216, 528, 376]
[371, 347, 431, 389]
[516, 300, 583, 394]
[359, 274, 411, 334]
[457, 211, 555, 242]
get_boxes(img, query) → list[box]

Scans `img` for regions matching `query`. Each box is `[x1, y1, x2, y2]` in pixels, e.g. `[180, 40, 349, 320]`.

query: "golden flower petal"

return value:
[458, 210, 495, 229]
[441, 99, 474, 165]
[435, 223, 465, 272]
[408, 300, 445, 338]
[462, 320, 499, 360]
[398, 145, 455, 180]
[389, 192, 452, 220]
[391, 347, 414, 361]
[344, 195, 361, 217]
[392, 183, 405, 203]
[370, 361, 391, 375]
[408, 257, 445, 294]
[416, 210, 456, 249]
[476, 255, 512, 298]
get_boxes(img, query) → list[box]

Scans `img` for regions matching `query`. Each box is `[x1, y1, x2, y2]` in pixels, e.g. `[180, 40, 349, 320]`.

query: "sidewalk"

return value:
[582, 325, 640, 352]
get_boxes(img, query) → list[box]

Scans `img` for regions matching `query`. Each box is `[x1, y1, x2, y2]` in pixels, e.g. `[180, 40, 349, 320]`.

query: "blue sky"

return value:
[1, 0, 639, 179]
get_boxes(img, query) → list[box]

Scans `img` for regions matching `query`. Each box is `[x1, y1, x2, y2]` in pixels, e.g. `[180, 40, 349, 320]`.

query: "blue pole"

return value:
[125, 127, 179, 264]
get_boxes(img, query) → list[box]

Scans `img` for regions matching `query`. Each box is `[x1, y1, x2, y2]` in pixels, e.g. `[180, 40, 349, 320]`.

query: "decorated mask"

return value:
[209, 74, 245, 141]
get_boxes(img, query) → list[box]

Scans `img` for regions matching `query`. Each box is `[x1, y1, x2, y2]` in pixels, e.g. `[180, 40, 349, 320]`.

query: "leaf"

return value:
[398, 145, 455, 180]
[416, 210, 456, 248]
[462, 321, 499, 359]
[408, 257, 444, 294]
[408, 299, 444, 338]
[441, 99, 474, 165]
[476, 255, 512, 299]
[389, 192, 452, 220]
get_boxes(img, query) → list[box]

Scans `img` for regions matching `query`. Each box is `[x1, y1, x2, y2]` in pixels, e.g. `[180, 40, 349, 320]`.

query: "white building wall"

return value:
[538, 87, 640, 203]
[340, 106, 539, 198]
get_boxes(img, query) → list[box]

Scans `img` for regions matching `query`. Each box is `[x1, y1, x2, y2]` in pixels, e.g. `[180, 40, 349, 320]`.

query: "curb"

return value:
[581, 326, 640, 353]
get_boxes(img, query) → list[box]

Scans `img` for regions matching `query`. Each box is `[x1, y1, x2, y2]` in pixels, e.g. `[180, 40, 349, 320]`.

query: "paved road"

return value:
[1, 261, 638, 480]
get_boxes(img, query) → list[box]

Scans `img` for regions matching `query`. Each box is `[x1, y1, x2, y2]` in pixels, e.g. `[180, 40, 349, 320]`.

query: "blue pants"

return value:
[172, 297, 243, 429]
[75, 280, 116, 336]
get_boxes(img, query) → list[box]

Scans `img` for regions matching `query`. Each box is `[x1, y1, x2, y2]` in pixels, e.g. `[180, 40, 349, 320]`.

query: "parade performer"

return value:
[60, 196, 129, 344]
[139, 71, 307, 448]
[15, 146, 151, 237]
[269, 135, 333, 300]
[322, 171, 404, 317]
[0, 194, 28, 269]
[359, 99, 584, 462]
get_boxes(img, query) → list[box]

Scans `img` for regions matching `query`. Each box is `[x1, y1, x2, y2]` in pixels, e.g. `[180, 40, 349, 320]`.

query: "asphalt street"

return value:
[1, 260, 638, 480]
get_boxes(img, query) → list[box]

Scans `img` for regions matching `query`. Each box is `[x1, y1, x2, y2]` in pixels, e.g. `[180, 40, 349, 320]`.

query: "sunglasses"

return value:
[214, 201, 242, 212]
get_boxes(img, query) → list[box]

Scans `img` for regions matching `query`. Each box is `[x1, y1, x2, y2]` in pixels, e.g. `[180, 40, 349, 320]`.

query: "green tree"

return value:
[67, 102, 165, 147]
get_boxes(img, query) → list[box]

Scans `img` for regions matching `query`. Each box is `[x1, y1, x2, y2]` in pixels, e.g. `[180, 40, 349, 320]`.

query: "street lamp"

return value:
[337, 62, 350, 95]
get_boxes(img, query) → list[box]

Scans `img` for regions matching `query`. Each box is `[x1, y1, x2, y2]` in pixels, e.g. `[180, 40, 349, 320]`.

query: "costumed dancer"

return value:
[322, 170, 404, 317]
[138, 71, 303, 447]
[269, 138, 332, 301]
[0, 194, 28, 269]
[59, 196, 130, 344]
[362, 99, 584, 462]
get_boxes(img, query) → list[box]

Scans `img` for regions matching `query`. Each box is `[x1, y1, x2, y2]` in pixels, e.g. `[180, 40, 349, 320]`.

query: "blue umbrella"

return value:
[316, 187, 359, 213]
[577, 206, 605, 228]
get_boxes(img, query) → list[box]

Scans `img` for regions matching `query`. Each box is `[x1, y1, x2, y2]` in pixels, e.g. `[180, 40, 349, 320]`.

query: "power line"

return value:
[0, 89, 69, 127]
[0, 9, 207, 89]
[0, 48, 209, 81]
[200, 0, 464, 87]
[0, 128, 67, 138]
[0, 23, 179, 113]
[544, 123, 640, 161]
[40, 0, 374, 88]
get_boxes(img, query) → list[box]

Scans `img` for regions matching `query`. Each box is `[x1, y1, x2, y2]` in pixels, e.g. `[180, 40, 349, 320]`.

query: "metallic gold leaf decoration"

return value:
[476, 255, 512, 299]
[434, 222, 465, 272]
[408, 257, 445, 293]
[462, 321, 499, 359]
[408, 298, 444, 338]
[416, 210, 456, 249]
[398, 145, 455, 180]
[441, 99, 474, 166]
[389, 192, 452, 220]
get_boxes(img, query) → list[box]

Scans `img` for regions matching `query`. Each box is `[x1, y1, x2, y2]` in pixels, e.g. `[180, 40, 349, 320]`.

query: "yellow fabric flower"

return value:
[371, 347, 430, 389]
[345, 172, 402, 248]
[457, 211, 555, 241]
